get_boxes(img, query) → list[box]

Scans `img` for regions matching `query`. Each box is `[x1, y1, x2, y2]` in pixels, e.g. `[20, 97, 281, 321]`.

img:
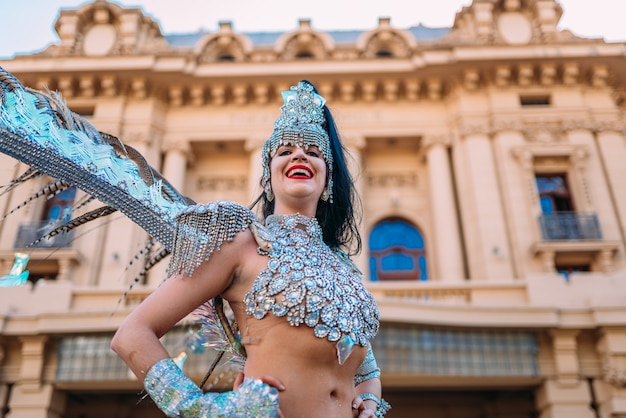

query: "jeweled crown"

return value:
[262, 81, 333, 202]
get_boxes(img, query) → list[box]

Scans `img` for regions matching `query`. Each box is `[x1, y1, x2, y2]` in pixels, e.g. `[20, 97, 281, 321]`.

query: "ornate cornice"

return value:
[604, 360, 626, 388]
[594, 119, 626, 134]
[456, 120, 491, 138]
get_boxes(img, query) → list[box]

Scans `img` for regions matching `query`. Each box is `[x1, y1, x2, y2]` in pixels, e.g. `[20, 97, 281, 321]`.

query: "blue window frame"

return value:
[369, 218, 427, 281]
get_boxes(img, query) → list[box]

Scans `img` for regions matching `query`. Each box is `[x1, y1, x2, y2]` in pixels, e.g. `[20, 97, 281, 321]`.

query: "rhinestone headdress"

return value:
[262, 81, 333, 202]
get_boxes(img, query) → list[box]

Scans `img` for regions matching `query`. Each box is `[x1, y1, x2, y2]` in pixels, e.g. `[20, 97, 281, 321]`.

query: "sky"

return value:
[1, 0, 625, 59]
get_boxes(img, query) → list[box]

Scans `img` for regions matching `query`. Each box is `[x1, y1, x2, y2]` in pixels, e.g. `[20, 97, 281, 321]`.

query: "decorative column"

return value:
[0, 383, 8, 418]
[6, 336, 66, 418]
[535, 330, 595, 418]
[142, 140, 190, 287]
[566, 123, 623, 243]
[594, 327, 626, 418]
[161, 140, 191, 192]
[343, 133, 368, 277]
[511, 148, 542, 237]
[594, 121, 626, 248]
[423, 135, 464, 281]
[56, 258, 71, 282]
[454, 123, 513, 280]
[246, 136, 266, 204]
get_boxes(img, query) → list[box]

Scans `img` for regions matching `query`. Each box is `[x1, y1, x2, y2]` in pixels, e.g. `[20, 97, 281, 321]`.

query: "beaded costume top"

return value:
[245, 213, 380, 363]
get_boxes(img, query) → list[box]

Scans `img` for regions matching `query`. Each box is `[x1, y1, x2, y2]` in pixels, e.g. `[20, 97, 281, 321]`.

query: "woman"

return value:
[111, 81, 390, 418]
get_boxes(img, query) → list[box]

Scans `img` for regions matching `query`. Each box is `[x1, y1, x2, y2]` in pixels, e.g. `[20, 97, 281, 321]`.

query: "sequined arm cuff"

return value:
[144, 358, 280, 417]
[354, 343, 381, 386]
[143, 358, 203, 417]
[167, 201, 256, 278]
[358, 393, 392, 418]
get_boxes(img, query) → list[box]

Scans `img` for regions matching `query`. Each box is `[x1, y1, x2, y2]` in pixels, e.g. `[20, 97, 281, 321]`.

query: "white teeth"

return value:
[288, 168, 311, 177]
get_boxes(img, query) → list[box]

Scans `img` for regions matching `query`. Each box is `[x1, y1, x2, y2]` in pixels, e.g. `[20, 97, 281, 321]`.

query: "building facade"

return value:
[1, 0, 626, 417]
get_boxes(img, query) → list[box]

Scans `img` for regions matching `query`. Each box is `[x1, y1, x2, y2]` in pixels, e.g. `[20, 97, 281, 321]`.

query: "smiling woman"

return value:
[109, 80, 390, 418]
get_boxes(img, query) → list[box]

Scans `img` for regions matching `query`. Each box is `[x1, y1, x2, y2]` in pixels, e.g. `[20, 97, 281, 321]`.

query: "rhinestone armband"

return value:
[358, 392, 392, 418]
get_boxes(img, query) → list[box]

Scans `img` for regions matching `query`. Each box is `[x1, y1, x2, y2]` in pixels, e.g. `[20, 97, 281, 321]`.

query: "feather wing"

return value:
[0, 65, 193, 251]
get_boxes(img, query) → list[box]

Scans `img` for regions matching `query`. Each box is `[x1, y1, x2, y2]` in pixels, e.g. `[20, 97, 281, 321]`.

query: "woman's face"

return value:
[269, 144, 327, 214]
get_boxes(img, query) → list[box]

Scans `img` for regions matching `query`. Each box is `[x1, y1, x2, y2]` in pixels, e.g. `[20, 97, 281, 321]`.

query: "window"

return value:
[295, 52, 314, 59]
[369, 218, 427, 281]
[42, 187, 77, 223]
[520, 95, 551, 106]
[535, 174, 573, 214]
[371, 325, 539, 377]
[13, 186, 79, 249]
[375, 50, 394, 58]
[56, 327, 233, 387]
[556, 262, 591, 281]
[217, 53, 235, 62]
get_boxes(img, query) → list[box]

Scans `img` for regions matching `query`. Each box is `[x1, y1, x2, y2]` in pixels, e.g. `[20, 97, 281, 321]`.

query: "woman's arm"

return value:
[110, 227, 247, 380]
[352, 344, 391, 417]
[111, 230, 283, 417]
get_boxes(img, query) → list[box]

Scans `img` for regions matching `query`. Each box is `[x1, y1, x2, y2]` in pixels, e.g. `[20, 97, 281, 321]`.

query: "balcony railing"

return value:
[13, 221, 74, 249]
[539, 212, 602, 241]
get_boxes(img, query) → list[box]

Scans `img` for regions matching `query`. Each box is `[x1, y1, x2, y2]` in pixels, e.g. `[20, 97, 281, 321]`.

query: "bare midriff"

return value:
[232, 305, 367, 418]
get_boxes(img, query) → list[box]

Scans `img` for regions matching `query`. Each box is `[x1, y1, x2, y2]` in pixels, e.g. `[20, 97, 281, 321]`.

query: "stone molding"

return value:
[196, 176, 247, 192]
[367, 172, 418, 189]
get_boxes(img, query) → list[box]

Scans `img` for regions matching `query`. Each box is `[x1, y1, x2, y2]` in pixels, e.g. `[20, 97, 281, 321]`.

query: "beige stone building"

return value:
[1, 0, 626, 417]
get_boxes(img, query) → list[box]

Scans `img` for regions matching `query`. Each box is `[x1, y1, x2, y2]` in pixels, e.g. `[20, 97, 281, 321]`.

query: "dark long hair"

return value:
[251, 81, 362, 255]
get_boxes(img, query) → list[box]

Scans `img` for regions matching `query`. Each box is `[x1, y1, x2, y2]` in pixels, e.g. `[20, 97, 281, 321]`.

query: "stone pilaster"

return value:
[423, 134, 464, 281]
[535, 330, 595, 418]
[246, 136, 266, 205]
[162, 140, 191, 192]
[5, 336, 65, 418]
[594, 124, 626, 248]
[454, 122, 513, 280]
[595, 328, 626, 417]
[343, 133, 367, 277]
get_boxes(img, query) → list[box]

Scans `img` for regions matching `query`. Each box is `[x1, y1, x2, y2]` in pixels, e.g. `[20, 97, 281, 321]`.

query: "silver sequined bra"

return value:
[244, 213, 380, 363]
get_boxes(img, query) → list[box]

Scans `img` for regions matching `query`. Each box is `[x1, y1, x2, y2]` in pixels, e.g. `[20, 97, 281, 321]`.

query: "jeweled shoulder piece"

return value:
[168, 201, 256, 278]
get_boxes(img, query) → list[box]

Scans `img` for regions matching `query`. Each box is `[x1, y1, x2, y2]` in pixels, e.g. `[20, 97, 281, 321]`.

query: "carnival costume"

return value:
[0, 67, 390, 417]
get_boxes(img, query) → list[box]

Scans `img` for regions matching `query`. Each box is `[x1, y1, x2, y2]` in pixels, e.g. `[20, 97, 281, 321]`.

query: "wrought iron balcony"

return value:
[13, 221, 74, 249]
[539, 212, 602, 241]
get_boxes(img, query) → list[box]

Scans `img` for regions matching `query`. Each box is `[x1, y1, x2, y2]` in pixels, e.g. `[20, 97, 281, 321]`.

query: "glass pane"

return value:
[536, 175, 567, 194]
[371, 325, 539, 378]
[540, 196, 555, 214]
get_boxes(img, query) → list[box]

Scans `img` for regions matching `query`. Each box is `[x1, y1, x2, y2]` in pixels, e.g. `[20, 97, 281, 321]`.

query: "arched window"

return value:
[369, 218, 427, 281]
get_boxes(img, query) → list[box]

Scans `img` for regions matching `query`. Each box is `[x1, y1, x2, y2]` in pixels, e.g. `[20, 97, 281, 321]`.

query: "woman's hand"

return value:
[234, 372, 286, 418]
[352, 396, 378, 418]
